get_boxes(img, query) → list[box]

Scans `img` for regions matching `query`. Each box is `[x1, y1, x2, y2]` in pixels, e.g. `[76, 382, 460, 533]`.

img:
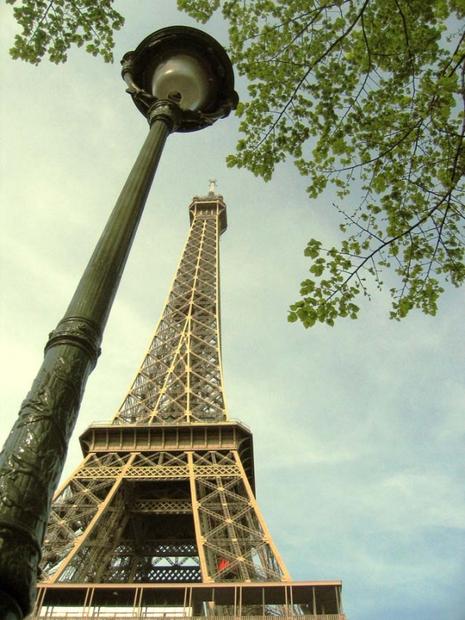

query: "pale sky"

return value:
[1, 2, 464, 619]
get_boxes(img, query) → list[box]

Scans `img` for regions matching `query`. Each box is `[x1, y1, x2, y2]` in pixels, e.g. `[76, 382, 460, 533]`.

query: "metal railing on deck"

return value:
[88, 419, 251, 432]
[32, 615, 345, 620]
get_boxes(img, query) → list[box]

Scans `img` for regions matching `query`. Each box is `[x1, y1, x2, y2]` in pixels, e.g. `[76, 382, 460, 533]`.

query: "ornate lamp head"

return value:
[121, 26, 239, 132]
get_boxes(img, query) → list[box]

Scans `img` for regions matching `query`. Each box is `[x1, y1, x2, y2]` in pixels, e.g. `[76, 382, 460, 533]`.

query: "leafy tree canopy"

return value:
[8, 0, 465, 327]
[6, 0, 124, 64]
[178, 0, 465, 327]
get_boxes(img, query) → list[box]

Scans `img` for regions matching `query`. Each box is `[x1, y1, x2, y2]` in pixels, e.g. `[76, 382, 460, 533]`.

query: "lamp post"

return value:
[0, 26, 238, 619]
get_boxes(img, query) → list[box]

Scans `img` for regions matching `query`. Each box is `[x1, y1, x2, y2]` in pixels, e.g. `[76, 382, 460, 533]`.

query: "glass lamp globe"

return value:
[151, 53, 212, 112]
[122, 26, 238, 132]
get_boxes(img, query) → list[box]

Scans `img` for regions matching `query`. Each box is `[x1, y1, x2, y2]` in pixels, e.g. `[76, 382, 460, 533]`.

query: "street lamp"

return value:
[0, 26, 237, 620]
[122, 26, 237, 130]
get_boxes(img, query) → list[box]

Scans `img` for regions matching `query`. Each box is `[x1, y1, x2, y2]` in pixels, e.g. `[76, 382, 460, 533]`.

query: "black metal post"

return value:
[0, 102, 178, 618]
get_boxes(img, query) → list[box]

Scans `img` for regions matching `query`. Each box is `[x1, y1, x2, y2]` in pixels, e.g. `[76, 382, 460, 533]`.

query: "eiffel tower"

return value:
[32, 185, 344, 618]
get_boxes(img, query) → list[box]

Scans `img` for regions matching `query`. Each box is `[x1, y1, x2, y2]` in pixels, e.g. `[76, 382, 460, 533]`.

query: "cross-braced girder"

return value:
[40, 447, 288, 586]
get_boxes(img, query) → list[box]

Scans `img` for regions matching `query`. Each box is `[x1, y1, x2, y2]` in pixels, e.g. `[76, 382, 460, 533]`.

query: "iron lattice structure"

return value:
[114, 193, 228, 426]
[34, 189, 344, 618]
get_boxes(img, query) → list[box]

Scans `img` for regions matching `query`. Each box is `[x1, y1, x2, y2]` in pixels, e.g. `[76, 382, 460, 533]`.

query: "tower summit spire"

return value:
[33, 192, 344, 618]
[208, 178, 217, 195]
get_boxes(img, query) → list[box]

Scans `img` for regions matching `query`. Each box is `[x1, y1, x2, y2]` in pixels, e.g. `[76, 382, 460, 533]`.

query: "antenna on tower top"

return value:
[208, 178, 217, 195]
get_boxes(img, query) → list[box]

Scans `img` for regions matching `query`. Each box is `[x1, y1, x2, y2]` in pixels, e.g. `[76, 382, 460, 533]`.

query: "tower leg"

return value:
[190, 449, 289, 582]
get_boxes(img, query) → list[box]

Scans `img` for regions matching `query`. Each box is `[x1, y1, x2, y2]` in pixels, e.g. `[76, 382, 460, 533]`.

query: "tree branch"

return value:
[27, 0, 55, 43]
[325, 191, 452, 303]
[254, 0, 372, 150]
